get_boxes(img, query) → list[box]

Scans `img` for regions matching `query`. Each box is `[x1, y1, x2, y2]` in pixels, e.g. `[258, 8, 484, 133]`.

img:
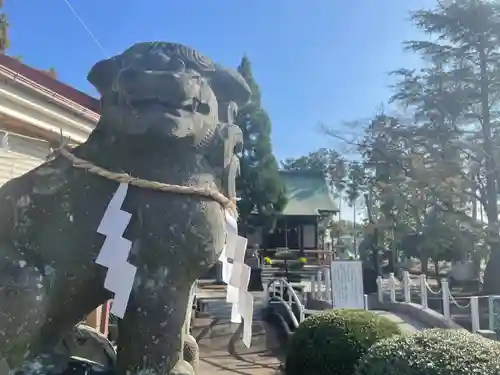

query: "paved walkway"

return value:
[193, 286, 429, 375]
[193, 293, 284, 375]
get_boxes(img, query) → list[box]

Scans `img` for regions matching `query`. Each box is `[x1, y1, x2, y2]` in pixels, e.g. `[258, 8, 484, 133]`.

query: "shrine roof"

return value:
[279, 170, 338, 217]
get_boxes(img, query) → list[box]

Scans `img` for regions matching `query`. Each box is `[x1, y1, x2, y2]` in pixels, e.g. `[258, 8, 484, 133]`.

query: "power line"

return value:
[60, 0, 109, 57]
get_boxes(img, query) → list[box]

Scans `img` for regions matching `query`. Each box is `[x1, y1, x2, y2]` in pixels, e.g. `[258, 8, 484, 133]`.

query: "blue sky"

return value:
[5, 0, 435, 220]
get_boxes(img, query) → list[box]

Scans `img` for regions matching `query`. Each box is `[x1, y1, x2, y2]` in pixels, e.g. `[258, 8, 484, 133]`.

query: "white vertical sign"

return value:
[330, 260, 364, 309]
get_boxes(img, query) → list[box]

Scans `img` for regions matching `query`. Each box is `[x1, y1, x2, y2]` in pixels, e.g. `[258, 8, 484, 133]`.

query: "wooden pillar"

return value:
[86, 302, 111, 336]
[86, 306, 102, 332]
[299, 224, 304, 257]
[314, 221, 322, 264]
[314, 220, 319, 249]
[100, 301, 111, 337]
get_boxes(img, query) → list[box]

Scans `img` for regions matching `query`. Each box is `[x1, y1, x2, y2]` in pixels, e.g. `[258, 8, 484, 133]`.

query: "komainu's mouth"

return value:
[128, 98, 205, 117]
[129, 99, 181, 117]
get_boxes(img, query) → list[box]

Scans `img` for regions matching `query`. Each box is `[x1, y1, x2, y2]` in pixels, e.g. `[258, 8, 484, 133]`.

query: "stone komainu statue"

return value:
[0, 42, 250, 375]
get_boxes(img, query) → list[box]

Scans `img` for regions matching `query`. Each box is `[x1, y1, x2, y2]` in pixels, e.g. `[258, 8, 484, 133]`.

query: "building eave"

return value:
[0, 54, 102, 143]
[0, 78, 94, 143]
[0, 54, 100, 125]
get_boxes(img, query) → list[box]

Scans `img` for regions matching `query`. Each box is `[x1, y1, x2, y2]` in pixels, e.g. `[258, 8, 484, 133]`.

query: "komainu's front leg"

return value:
[116, 284, 193, 375]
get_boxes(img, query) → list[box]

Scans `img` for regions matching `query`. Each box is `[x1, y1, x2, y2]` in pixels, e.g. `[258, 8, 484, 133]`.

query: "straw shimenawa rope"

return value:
[58, 147, 237, 216]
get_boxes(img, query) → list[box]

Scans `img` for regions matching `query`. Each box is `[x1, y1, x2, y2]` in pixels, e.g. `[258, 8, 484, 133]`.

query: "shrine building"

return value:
[0, 54, 99, 183]
[0, 54, 105, 330]
[247, 170, 339, 258]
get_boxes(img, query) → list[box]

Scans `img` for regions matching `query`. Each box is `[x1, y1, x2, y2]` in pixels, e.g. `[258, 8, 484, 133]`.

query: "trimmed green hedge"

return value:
[285, 309, 402, 375]
[355, 328, 500, 375]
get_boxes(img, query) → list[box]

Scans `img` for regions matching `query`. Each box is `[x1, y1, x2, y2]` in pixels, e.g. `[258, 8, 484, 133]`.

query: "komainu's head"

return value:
[87, 42, 251, 142]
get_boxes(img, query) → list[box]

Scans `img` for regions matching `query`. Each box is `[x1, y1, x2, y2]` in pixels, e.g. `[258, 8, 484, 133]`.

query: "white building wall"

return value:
[0, 75, 96, 144]
[0, 73, 97, 186]
[0, 130, 50, 186]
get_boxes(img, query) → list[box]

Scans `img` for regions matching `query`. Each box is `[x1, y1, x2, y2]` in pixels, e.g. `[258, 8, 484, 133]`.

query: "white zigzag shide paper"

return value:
[94, 182, 253, 337]
[96, 182, 137, 319]
[219, 210, 254, 348]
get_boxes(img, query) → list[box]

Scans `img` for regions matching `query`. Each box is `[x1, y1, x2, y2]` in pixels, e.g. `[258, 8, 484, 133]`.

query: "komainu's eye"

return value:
[197, 102, 211, 115]
[167, 57, 186, 72]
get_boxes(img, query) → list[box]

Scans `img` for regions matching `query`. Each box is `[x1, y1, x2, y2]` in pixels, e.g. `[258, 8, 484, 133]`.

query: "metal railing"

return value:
[265, 268, 368, 330]
[266, 278, 304, 328]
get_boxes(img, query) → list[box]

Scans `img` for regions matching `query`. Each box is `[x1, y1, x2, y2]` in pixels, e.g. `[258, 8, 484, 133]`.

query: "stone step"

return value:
[197, 292, 268, 320]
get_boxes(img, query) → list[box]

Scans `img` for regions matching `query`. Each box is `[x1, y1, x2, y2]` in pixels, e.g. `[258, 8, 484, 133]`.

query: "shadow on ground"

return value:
[193, 317, 285, 375]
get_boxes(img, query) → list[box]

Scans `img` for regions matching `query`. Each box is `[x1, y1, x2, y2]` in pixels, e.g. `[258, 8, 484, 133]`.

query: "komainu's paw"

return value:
[183, 334, 199, 374]
[169, 359, 195, 375]
[55, 323, 116, 371]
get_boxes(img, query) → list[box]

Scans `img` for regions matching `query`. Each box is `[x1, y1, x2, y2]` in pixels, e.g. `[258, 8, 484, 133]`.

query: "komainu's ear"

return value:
[208, 66, 251, 107]
[87, 57, 119, 95]
[218, 101, 238, 124]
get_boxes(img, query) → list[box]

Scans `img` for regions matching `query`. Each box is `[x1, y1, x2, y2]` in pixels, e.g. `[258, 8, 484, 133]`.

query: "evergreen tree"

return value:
[402, 0, 500, 292]
[48, 67, 57, 78]
[0, 0, 9, 53]
[281, 148, 338, 173]
[235, 56, 287, 234]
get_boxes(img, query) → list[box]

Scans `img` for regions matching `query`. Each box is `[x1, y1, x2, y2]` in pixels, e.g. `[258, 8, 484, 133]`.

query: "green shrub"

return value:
[355, 328, 500, 375]
[285, 309, 402, 375]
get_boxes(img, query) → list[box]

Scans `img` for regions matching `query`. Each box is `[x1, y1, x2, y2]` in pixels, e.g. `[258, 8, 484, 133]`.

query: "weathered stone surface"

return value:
[183, 334, 199, 374]
[170, 359, 195, 375]
[0, 41, 250, 375]
[54, 323, 116, 371]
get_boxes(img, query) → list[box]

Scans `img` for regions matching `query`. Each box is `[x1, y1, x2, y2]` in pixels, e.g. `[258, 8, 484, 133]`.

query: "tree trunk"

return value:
[353, 201, 357, 257]
[472, 194, 477, 222]
[434, 260, 442, 289]
[388, 229, 395, 272]
[482, 244, 500, 294]
[421, 257, 429, 275]
[335, 194, 342, 260]
[478, 46, 500, 294]
[337, 194, 342, 243]
[472, 251, 482, 279]
[364, 191, 380, 274]
[471, 194, 482, 279]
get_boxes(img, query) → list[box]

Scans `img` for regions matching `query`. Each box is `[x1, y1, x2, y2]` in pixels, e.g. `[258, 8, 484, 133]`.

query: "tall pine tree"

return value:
[0, 0, 9, 54]
[403, 0, 500, 293]
[235, 56, 287, 235]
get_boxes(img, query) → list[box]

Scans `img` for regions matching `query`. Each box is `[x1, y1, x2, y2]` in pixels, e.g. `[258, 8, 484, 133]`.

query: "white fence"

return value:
[378, 271, 500, 334]
[307, 267, 333, 303]
[264, 267, 500, 334]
